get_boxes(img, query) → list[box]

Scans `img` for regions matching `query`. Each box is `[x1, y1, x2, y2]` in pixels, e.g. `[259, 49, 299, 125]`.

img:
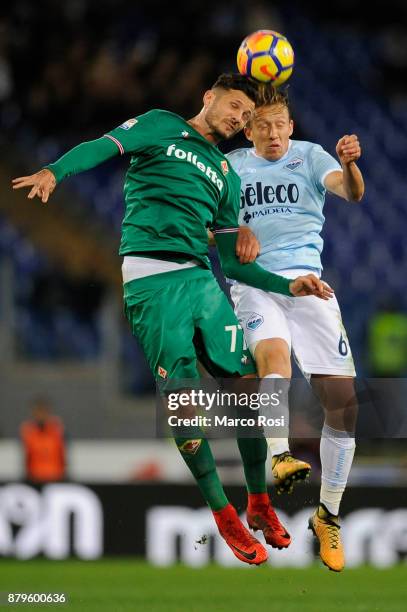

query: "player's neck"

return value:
[187, 114, 220, 145]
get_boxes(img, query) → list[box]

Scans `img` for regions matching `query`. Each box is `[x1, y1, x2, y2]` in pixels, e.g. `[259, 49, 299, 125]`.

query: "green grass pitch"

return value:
[0, 559, 406, 611]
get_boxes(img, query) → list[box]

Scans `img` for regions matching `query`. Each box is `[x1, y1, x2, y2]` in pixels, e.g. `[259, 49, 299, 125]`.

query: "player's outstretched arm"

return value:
[215, 231, 333, 299]
[325, 134, 364, 202]
[12, 136, 120, 203]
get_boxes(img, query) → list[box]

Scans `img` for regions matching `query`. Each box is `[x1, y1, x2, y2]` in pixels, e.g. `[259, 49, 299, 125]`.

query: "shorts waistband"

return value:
[123, 265, 212, 299]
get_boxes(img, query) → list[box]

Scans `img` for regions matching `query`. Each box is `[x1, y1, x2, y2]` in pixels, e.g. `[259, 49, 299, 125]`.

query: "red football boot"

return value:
[247, 493, 291, 549]
[213, 503, 268, 565]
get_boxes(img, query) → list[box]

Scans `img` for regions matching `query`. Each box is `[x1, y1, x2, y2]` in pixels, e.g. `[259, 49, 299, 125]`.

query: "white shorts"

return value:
[230, 269, 356, 377]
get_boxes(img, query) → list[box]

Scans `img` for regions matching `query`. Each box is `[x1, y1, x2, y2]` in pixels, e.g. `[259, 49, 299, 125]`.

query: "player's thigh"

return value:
[191, 276, 255, 377]
[123, 275, 198, 380]
[289, 293, 356, 376]
[230, 283, 292, 358]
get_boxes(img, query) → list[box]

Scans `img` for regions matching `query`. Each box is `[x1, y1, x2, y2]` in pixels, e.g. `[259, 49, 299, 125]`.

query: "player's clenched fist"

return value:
[12, 168, 56, 204]
[336, 134, 361, 165]
[289, 274, 334, 300]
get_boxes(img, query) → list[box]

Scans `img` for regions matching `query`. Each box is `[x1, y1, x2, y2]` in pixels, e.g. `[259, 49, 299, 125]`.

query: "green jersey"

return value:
[44, 107, 292, 296]
[105, 110, 241, 267]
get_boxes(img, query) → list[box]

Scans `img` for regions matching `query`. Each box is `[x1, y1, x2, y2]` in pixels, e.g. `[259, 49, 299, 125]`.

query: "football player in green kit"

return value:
[13, 74, 332, 566]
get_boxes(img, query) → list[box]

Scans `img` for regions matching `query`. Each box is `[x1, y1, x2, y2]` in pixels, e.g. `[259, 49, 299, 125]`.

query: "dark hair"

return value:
[211, 74, 292, 115]
[211, 73, 264, 105]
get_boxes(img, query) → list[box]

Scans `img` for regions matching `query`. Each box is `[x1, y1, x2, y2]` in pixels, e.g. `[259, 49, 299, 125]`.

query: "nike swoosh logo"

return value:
[230, 543, 257, 560]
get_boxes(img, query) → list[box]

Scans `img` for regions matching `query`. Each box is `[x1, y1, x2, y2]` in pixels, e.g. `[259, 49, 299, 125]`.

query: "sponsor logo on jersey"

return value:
[243, 207, 292, 222]
[158, 365, 168, 379]
[119, 118, 138, 130]
[284, 157, 303, 171]
[220, 160, 229, 175]
[240, 181, 299, 208]
[247, 313, 264, 331]
[166, 144, 224, 192]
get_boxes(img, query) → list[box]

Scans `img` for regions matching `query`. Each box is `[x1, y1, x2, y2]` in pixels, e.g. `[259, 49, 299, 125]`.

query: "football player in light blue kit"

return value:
[227, 89, 364, 572]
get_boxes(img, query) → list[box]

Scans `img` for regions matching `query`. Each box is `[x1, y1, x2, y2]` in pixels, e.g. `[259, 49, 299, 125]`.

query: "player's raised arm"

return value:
[324, 134, 364, 203]
[12, 136, 120, 203]
[215, 230, 333, 299]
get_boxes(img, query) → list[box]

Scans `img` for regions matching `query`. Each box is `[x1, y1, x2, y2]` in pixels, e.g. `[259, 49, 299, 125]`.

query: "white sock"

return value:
[261, 374, 290, 457]
[320, 423, 355, 516]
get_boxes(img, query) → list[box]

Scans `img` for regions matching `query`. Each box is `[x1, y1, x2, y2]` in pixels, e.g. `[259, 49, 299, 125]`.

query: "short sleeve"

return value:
[103, 110, 160, 155]
[309, 144, 342, 193]
[212, 171, 241, 233]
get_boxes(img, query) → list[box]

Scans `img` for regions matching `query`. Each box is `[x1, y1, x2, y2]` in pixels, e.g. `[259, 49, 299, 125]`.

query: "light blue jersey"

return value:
[226, 140, 341, 273]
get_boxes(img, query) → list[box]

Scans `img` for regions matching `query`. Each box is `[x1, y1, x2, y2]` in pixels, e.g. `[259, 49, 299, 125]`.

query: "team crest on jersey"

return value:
[119, 118, 138, 130]
[284, 157, 303, 171]
[179, 439, 202, 455]
[157, 365, 168, 379]
[220, 160, 229, 175]
[247, 313, 264, 331]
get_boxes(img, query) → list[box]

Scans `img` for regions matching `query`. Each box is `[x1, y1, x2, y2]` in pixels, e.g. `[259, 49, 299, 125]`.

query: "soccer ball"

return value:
[237, 30, 294, 86]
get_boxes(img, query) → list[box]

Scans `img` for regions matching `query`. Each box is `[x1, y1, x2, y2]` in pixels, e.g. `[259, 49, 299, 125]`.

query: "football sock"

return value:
[320, 423, 356, 516]
[237, 437, 268, 494]
[175, 436, 228, 511]
[262, 374, 290, 457]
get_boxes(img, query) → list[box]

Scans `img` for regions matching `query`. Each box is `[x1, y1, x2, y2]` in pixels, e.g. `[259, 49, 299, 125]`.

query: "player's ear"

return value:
[289, 120, 294, 137]
[203, 90, 214, 108]
[244, 125, 254, 142]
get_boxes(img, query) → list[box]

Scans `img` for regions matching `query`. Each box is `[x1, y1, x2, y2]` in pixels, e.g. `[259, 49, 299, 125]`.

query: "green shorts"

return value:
[123, 266, 256, 381]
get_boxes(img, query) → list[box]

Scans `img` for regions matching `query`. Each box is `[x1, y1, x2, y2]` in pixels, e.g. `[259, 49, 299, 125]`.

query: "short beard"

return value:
[206, 109, 234, 142]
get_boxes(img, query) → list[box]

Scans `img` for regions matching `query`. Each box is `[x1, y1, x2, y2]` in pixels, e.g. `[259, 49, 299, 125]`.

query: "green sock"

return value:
[237, 437, 268, 494]
[175, 437, 228, 511]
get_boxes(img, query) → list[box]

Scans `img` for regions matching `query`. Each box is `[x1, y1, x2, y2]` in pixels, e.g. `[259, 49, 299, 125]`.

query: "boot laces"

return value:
[275, 452, 292, 464]
[326, 523, 340, 549]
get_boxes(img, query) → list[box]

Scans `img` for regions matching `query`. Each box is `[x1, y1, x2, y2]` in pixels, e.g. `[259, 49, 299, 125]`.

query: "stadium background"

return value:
[0, 1, 406, 610]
